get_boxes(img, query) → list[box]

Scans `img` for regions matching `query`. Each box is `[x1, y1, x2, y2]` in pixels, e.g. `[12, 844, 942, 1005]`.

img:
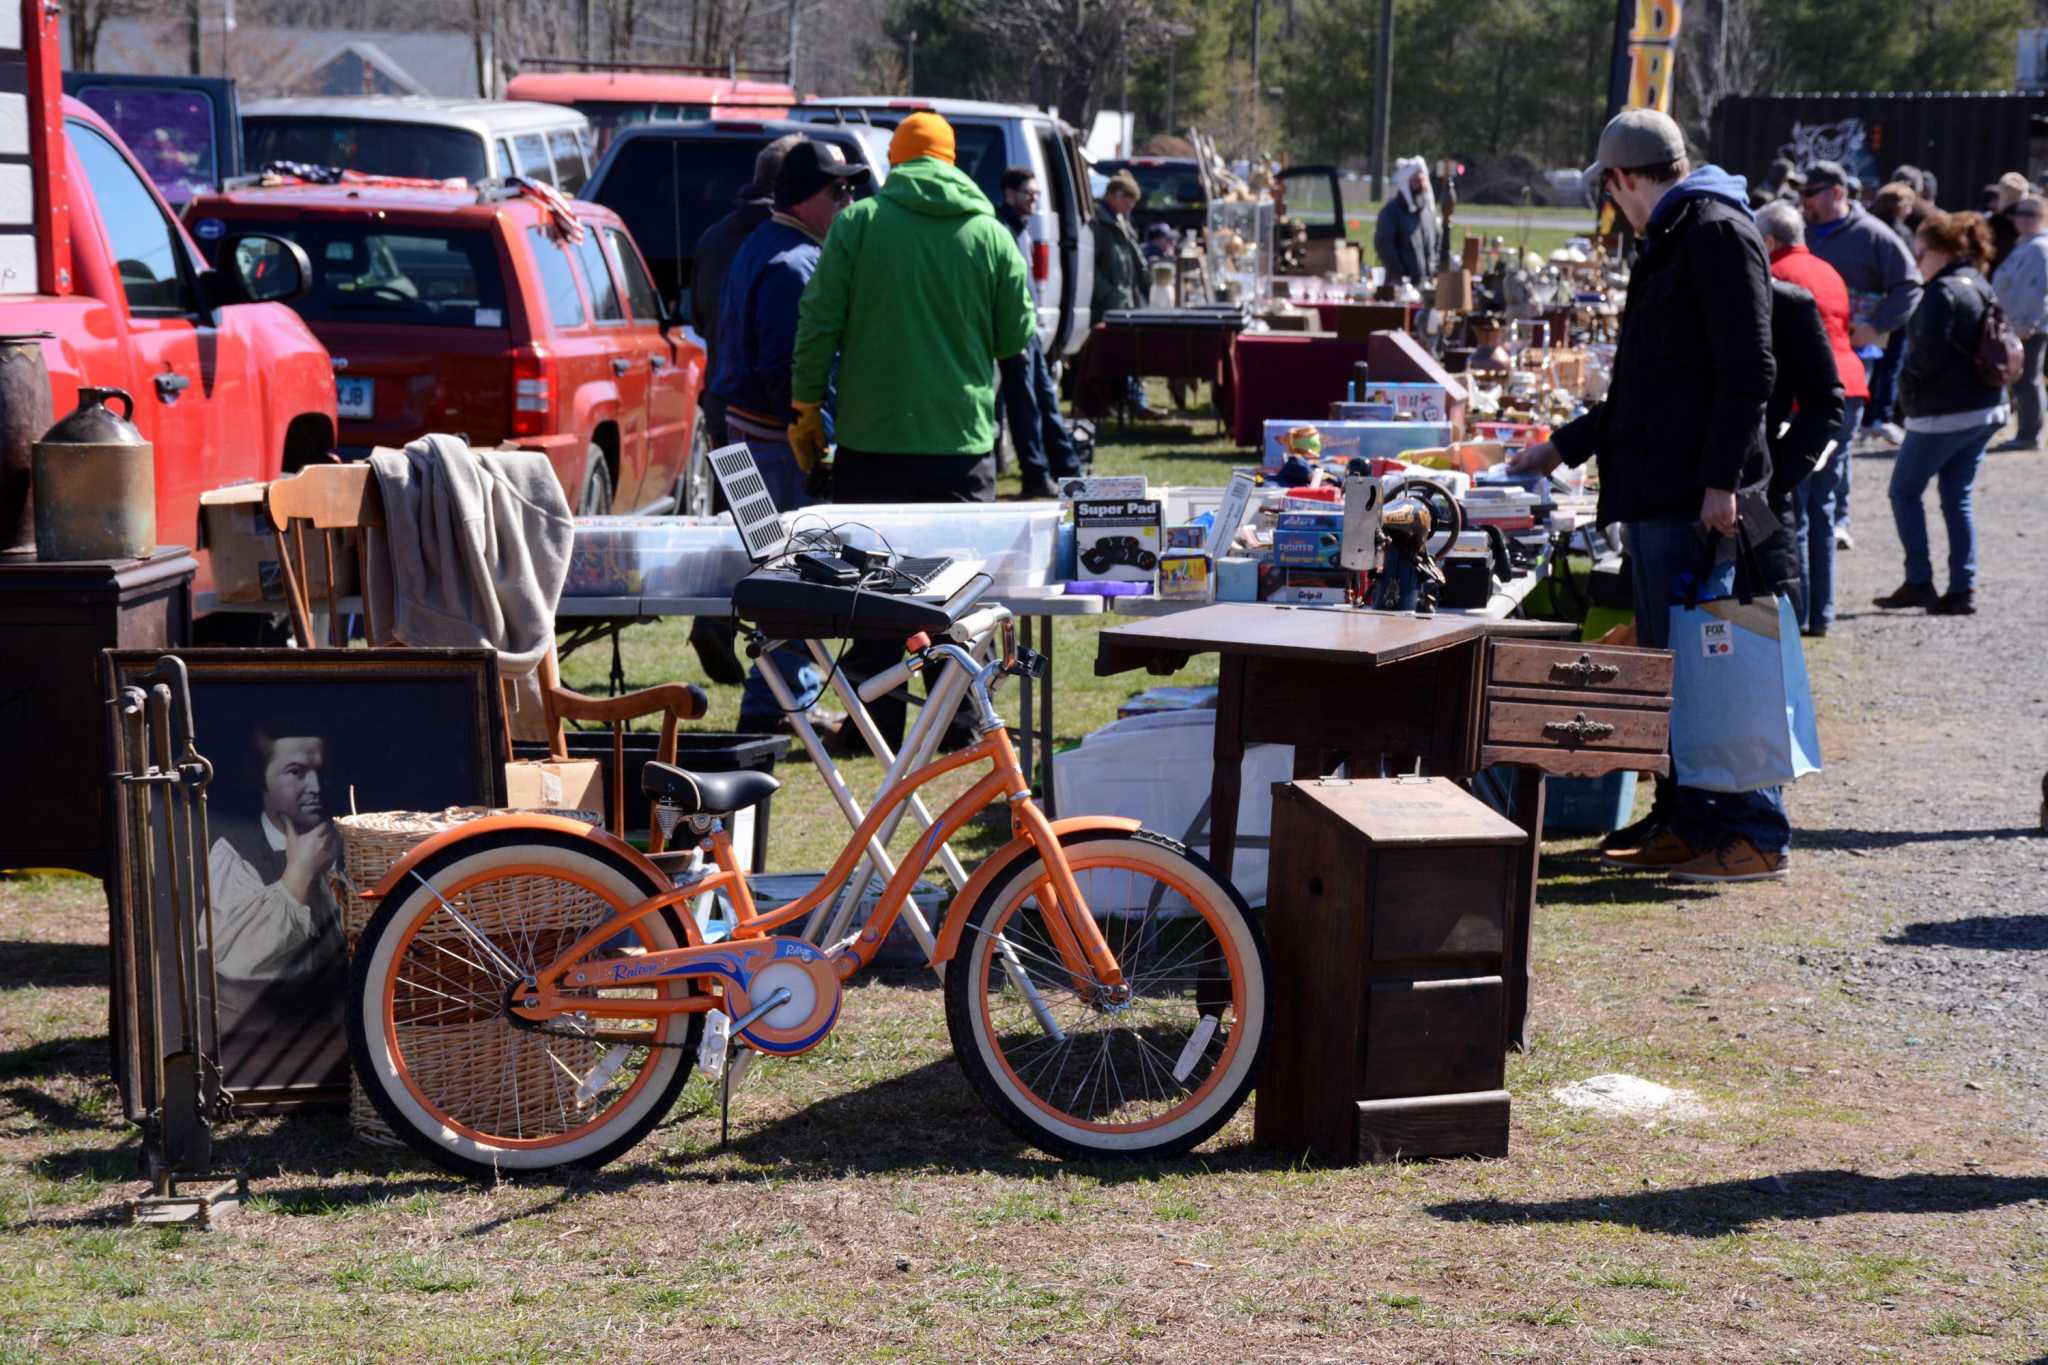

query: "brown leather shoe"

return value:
[1602, 828, 1697, 869]
[1668, 837, 1788, 883]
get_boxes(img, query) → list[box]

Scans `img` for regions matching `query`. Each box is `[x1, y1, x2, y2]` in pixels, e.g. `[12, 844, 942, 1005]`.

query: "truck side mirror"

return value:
[207, 233, 313, 309]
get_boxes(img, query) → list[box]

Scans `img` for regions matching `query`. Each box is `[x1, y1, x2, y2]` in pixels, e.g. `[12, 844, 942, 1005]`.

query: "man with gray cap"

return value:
[1511, 107, 1790, 884]
[1800, 158, 1922, 538]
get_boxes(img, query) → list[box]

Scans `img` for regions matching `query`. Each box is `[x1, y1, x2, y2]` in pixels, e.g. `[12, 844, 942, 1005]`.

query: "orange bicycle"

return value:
[347, 620, 1271, 1177]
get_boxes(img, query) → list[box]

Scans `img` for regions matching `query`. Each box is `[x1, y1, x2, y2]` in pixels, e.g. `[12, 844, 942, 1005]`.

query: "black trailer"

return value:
[1710, 91, 2048, 210]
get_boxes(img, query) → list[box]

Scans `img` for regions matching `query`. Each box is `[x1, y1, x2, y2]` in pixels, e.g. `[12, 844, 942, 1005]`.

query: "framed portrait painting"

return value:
[104, 648, 505, 1112]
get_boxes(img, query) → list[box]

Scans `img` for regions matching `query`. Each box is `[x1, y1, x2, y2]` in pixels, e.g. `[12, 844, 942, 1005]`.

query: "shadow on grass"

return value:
[1429, 1169, 2048, 1237]
[0, 1033, 108, 1082]
[1802, 826, 2040, 852]
[1884, 914, 2048, 951]
[0, 940, 110, 989]
[1534, 848, 1720, 908]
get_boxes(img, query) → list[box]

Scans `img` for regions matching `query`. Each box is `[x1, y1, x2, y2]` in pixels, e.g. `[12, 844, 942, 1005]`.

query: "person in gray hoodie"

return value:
[1800, 159, 1923, 546]
[1992, 194, 2048, 451]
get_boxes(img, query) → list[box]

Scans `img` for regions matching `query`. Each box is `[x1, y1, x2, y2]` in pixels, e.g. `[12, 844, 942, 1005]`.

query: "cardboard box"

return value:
[1261, 419, 1454, 469]
[504, 758, 605, 816]
[1301, 237, 1362, 281]
[1352, 381, 1456, 424]
[1074, 498, 1163, 583]
[1157, 550, 1215, 602]
[1272, 510, 1346, 568]
[200, 481, 355, 604]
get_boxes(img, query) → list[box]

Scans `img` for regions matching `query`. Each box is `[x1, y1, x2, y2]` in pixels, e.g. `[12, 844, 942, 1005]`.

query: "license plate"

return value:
[335, 376, 374, 419]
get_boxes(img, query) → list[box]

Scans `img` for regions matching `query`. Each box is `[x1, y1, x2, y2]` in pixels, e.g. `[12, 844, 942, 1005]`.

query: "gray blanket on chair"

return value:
[367, 434, 573, 687]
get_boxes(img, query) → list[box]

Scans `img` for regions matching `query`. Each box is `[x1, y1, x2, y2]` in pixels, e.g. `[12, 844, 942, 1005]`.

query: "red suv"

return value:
[184, 181, 706, 513]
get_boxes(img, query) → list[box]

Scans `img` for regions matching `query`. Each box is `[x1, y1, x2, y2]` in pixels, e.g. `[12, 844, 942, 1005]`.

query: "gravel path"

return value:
[1775, 434, 2048, 1124]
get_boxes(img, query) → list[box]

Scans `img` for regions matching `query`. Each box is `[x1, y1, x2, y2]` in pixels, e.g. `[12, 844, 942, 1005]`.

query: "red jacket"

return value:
[1770, 243, 1870, 400]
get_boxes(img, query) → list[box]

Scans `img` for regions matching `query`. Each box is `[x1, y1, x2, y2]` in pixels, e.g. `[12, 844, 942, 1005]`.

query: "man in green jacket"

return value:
[1089, 169, 1161, 417]
[788, 111, 1036, 500]
[786, 111, 1036, 746]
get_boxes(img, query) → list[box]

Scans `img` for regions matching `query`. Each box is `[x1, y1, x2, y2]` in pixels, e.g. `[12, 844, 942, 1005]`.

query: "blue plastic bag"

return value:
[1668, 593, 1822, 792]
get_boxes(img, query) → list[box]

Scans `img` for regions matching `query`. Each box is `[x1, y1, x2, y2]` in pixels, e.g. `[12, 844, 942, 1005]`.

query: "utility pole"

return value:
[786, 0, 801, 87]
[906, 30, 917, 94]
[1119, 18, 1129, 156]
[579, 0, 594, 63]
[1165, 41, 1177, 133]
[188, 0, 203, 76]
[1371, 0, 1393, 201]
[1249, 0, 1263, 149]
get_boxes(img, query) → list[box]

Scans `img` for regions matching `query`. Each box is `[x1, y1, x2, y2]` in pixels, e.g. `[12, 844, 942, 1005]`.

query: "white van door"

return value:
[1036, 121, 1093, 358]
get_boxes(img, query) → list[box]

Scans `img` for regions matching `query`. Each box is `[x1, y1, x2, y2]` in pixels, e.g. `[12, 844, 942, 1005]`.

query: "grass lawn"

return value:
[3, 406, 2045, 1359]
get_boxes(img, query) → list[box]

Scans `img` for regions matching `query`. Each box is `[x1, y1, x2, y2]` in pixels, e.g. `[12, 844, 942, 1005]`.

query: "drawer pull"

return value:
[1550, 653, 1620, 685]
[1542, 712, 1616, 745]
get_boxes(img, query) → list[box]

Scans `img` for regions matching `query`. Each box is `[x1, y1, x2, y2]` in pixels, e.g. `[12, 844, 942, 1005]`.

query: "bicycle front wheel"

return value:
[349, 828, 701, 1180]
[944, 829, 1270, 1160]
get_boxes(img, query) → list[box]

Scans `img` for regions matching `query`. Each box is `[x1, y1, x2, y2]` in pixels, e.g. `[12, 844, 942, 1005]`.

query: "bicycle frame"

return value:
[484, 724, 1124, 1030]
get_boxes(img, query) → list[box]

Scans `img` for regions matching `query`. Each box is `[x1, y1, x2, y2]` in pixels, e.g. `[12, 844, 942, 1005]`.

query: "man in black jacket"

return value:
[1512, 108, 1791, 883]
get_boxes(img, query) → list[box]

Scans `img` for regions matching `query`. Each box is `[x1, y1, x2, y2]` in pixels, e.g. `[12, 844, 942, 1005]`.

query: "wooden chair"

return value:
[264, 463, 707, 851]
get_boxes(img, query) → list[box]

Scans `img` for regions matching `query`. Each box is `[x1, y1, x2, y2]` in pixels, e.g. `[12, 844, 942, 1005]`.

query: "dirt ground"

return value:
[3, 448, 2047, 1363]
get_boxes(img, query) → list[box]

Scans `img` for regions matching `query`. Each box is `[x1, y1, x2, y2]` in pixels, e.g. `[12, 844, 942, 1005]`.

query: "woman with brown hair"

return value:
[1874, 210, 2003, 616]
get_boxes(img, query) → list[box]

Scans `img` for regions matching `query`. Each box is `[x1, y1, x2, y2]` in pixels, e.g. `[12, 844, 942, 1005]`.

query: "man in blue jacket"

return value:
[1512, 109, 1790, 884]
[709, 137, 867, 733]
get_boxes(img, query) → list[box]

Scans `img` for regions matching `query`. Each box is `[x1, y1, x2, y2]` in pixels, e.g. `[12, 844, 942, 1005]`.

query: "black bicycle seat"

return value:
[640, 763, 780, 817]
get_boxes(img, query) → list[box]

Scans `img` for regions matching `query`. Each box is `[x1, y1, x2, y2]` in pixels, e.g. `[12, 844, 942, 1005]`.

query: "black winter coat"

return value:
[1898, 261, 2004, 420]
[1764, 280, 1846, 499]
[691, 194, 774, 364]
[1746, 279, 1847, 598]
[1553, 191, 1776, 523]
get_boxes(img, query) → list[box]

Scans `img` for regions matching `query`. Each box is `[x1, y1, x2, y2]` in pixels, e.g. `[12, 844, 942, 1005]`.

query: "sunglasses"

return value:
[830, 181, 854, 202]
[1798, 183, 1833, 198]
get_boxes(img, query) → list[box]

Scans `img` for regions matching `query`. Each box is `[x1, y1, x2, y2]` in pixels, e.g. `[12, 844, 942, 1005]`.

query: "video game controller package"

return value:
[1074, 499, 1164, 584]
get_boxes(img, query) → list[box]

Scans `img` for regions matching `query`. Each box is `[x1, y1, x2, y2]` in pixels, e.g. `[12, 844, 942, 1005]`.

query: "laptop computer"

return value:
[705, 441, 975, 597]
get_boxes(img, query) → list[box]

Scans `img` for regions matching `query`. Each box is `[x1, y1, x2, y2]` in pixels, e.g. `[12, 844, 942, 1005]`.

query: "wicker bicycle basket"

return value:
[333, 806, 600, 1148]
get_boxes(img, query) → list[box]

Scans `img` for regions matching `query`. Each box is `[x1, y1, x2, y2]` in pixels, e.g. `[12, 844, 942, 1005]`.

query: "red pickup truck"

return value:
[7, 90, 336, 590]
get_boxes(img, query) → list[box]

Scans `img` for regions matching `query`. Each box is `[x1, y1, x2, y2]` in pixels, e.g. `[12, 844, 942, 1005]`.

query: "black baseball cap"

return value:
[774, 139, 868, 210]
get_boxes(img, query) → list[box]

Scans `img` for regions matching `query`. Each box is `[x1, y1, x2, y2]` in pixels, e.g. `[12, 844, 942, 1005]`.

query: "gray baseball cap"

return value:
[1582, 107, 1688, 194]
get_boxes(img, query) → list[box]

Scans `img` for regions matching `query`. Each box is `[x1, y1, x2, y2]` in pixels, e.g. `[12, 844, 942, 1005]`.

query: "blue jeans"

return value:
[1866, 330, 1904, 425]
[735, 433, 824, 724]
[1627, 517, 1791, 855]
[1838, 352, 1877, 529]
[1792, 395, 1862, 631]
[1888, 421, 1993, 594]
[999, 334, 1079, 490]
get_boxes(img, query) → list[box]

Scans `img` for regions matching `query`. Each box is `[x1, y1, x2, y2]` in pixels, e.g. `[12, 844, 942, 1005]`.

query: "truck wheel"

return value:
[578, 444, 613, 516]
[676, 415, 713, 516]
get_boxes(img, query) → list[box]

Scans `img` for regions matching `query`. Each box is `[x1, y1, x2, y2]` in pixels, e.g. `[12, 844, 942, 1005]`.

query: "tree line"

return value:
[72, 0, 2035, 180]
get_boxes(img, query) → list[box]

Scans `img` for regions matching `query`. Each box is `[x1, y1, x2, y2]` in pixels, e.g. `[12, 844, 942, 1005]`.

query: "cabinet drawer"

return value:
[1489, 639, 1672, 699]
[1484, 699, 1668, 755]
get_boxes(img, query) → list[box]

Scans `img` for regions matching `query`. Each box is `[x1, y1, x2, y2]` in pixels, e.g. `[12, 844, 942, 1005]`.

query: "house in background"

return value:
[70, 19, 485, 99]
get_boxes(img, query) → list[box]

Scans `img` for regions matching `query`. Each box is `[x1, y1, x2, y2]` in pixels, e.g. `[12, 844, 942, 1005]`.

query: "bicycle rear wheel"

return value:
[348, 829, 702, 1180]
[943, 829, 1270, 1160]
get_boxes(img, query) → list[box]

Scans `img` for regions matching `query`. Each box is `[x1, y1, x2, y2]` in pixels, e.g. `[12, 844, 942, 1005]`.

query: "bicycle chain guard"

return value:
[556, 935, 843, 1057]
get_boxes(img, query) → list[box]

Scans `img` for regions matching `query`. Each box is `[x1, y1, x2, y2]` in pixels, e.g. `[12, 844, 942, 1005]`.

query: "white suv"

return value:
[243, 97, 595, 193]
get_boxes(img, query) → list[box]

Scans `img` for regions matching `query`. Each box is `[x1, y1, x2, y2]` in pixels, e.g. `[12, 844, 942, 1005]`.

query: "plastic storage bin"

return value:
[1541, 770, 1639, 836]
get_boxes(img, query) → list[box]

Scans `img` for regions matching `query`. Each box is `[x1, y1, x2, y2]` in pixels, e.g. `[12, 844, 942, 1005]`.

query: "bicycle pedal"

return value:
[698, 1008, 731, 1080]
